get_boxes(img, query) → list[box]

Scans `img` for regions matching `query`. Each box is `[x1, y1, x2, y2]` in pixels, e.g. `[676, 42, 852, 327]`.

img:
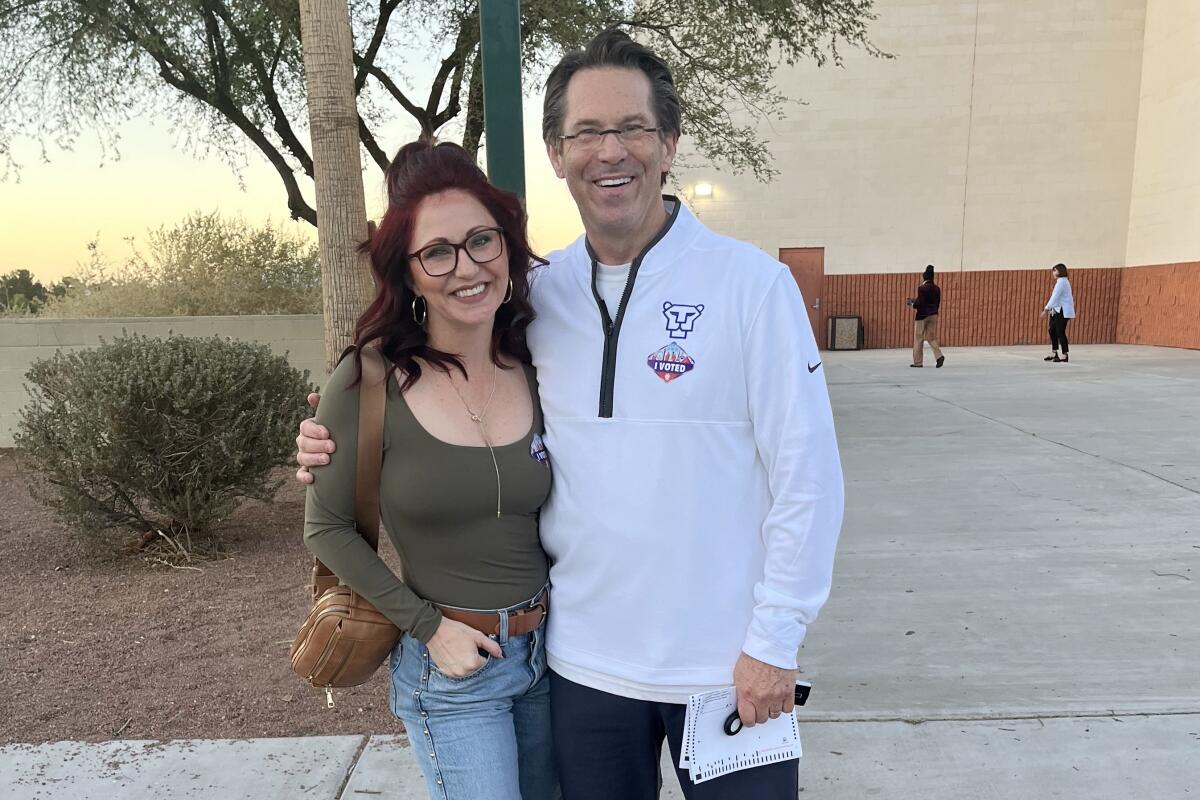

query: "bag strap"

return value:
[311, 344, 388, 599]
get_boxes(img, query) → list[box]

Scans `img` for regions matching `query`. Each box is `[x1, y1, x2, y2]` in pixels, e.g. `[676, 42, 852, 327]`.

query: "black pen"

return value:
[723, 681, 811, 736]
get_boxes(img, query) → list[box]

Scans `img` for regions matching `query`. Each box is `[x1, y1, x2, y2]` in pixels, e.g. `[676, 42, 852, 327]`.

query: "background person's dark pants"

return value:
[1049, 312, 1071, 354]
[550, 671, 799, 800]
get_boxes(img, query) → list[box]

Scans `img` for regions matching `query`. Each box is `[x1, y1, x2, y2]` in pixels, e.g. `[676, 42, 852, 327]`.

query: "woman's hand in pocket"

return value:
[426, 617, 504, 677]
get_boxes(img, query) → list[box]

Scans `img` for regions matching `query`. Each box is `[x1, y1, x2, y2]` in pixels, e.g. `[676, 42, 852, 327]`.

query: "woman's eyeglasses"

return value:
[409, 227, 505, 277]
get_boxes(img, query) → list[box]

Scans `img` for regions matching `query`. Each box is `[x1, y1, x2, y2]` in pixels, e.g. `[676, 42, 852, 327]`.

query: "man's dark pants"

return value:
[550, 671, 799, 799]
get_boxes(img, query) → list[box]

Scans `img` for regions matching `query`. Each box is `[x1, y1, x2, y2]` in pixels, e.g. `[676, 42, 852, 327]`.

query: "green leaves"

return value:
[15, 332, 315, 558]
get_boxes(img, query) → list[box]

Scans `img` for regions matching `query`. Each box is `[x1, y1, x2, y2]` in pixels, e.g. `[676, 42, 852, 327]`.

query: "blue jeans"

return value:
[389, 608, 560, 800]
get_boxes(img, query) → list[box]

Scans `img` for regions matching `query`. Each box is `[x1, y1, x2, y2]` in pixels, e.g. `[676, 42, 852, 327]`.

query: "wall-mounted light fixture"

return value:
[693, 181, 714, 198]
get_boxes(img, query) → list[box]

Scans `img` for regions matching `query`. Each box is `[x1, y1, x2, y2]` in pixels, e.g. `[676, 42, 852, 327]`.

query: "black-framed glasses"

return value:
[408, 227, 505, 277]
[558, 124, 661, 150]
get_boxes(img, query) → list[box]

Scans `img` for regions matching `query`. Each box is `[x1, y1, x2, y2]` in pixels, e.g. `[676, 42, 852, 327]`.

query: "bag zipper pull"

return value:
[325, 687, 335, 708]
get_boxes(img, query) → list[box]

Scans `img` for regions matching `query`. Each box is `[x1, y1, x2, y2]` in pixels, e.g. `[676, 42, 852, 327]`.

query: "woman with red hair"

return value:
[303, 140, 558, 799]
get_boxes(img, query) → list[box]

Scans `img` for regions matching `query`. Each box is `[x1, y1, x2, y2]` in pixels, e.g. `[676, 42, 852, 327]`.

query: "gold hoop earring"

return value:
[412, 295, 427, 325]
[502, 278, 514, 304]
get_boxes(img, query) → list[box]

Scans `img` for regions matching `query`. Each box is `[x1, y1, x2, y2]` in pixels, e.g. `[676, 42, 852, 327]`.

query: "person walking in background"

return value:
[909, 264, 945, 368]
[1040, 263, 1075, 363]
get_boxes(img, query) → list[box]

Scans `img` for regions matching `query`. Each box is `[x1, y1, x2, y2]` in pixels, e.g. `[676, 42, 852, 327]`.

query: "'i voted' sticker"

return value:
[647, 343, 695, 383]
[529, 433, 550, 467]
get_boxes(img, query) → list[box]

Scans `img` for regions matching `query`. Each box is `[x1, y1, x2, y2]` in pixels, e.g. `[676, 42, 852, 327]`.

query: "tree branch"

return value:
[0, 0, 45, 18]
[426, 52, 459, 118]
[461, 48, 483, 155]
[206, 0, 314, 177]
[111, 0, 314, 221]
[429, 61, 464, 130]
[354, 55, 426, 126]
[198, 2, 231, 96]
[0, 33, 71, 106]
[119, 0, 211, 97]
[266, 30, 287, 82]
[145, 49, 316, 224]
[359, 114, 388, 170]
[353, 0, 401, 93]
[426, 15, 475, 127]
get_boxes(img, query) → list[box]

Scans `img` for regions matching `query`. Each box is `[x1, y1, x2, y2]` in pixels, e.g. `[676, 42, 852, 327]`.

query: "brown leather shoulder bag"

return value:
[290, 345, 400, 694]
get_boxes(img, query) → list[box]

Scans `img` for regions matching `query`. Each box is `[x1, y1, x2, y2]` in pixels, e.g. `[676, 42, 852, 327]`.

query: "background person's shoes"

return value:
[910, 363, 923, 368]
[1044, 354, 1058, 361]
[1060, 355, 1069, 363]
[936, 356, 945, 368]
[1052, 355, 1062, 362]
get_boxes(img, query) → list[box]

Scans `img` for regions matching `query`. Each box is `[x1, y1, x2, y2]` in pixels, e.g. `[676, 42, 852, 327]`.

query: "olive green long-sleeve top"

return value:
[303, 356, 552, 643]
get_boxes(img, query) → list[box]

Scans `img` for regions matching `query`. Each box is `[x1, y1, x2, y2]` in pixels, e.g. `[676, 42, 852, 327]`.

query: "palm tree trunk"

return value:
[298, 0, 375, 371]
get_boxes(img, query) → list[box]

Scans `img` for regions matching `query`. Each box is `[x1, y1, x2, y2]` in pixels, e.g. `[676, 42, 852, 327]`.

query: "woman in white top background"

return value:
[1040, 263, 1076, 363]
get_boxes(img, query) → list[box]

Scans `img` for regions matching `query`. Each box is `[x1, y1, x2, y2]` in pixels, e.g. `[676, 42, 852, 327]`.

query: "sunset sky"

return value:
[0, 97, 585, 285]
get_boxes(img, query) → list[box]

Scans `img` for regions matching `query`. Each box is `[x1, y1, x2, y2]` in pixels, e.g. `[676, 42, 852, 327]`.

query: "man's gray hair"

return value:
[542, 27, 682, 149]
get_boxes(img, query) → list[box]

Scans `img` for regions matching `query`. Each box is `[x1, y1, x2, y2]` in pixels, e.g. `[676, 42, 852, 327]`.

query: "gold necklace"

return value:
[445, 362, 501, 518]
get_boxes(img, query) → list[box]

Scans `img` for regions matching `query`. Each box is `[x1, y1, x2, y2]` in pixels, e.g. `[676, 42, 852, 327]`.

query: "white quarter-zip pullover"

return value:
[527, 200, 844, 702]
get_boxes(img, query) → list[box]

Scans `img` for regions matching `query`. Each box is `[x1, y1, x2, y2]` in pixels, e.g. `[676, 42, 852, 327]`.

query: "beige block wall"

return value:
[0, 316, 326, 448]
[679, 0, 1148, 274]
[1125, 0, 1200, 266]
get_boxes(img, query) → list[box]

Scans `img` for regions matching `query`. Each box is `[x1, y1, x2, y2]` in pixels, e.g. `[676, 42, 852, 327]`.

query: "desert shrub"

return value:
[15, 333, 314, 560]
[39, 212, 320, 318]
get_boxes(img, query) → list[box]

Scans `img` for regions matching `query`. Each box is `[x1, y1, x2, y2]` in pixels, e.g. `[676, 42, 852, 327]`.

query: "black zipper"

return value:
[587, 199, 682, 418]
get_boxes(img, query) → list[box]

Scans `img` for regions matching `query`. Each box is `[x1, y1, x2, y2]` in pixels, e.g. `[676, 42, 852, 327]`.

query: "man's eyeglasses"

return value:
[558, 125, 661, 150]
[409, 227, 505, 277]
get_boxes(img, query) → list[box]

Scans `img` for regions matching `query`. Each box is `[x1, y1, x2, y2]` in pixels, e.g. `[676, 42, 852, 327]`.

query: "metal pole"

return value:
[479, 0, 525, 200]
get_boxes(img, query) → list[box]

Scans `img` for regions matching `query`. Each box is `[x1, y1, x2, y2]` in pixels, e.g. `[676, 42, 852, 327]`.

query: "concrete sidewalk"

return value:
[5, 716, 1195, 799]
[4, 345, 1198, 798]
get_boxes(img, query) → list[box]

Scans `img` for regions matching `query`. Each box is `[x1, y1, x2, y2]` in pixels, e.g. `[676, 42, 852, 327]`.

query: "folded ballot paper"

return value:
[679, 686, 802, 784]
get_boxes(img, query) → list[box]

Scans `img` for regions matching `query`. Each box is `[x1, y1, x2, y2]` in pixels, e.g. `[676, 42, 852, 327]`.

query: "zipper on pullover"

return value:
[586, 199, 682, 418]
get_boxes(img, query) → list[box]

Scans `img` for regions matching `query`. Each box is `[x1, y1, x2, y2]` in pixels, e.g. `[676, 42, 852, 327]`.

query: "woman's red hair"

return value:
[354, 141, 543, 389]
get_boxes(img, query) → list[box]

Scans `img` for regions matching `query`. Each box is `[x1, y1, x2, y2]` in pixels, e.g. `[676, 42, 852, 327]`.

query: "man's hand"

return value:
[294, 393, 333, 485]
[733, 652, 796, 728]
[1039, 309, 1047, 319]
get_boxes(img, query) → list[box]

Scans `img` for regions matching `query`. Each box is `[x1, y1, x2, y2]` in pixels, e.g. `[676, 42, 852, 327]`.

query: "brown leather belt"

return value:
[436, 589, 549, 638]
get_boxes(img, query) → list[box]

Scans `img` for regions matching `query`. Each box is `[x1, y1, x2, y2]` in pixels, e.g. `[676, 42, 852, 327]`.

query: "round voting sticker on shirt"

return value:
[529, 434, 549, 467]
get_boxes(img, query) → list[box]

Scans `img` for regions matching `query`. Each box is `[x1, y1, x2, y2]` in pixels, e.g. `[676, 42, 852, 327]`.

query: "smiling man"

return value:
[525, 30, 844, 799]
[542, 63, 676, 264]
[295, 28, 844, 800]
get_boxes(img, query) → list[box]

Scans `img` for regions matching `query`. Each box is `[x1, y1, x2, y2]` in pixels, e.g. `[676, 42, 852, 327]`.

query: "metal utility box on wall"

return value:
[828, 316, 864, 350]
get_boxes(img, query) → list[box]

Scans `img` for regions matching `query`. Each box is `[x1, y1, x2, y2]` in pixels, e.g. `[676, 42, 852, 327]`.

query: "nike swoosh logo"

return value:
[808, 361, 821, 373]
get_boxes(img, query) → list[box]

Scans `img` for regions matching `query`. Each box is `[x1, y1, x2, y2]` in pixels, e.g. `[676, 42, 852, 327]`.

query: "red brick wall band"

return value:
[816, 262, 1199, 351]
[1116, 263, 1200, 349]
